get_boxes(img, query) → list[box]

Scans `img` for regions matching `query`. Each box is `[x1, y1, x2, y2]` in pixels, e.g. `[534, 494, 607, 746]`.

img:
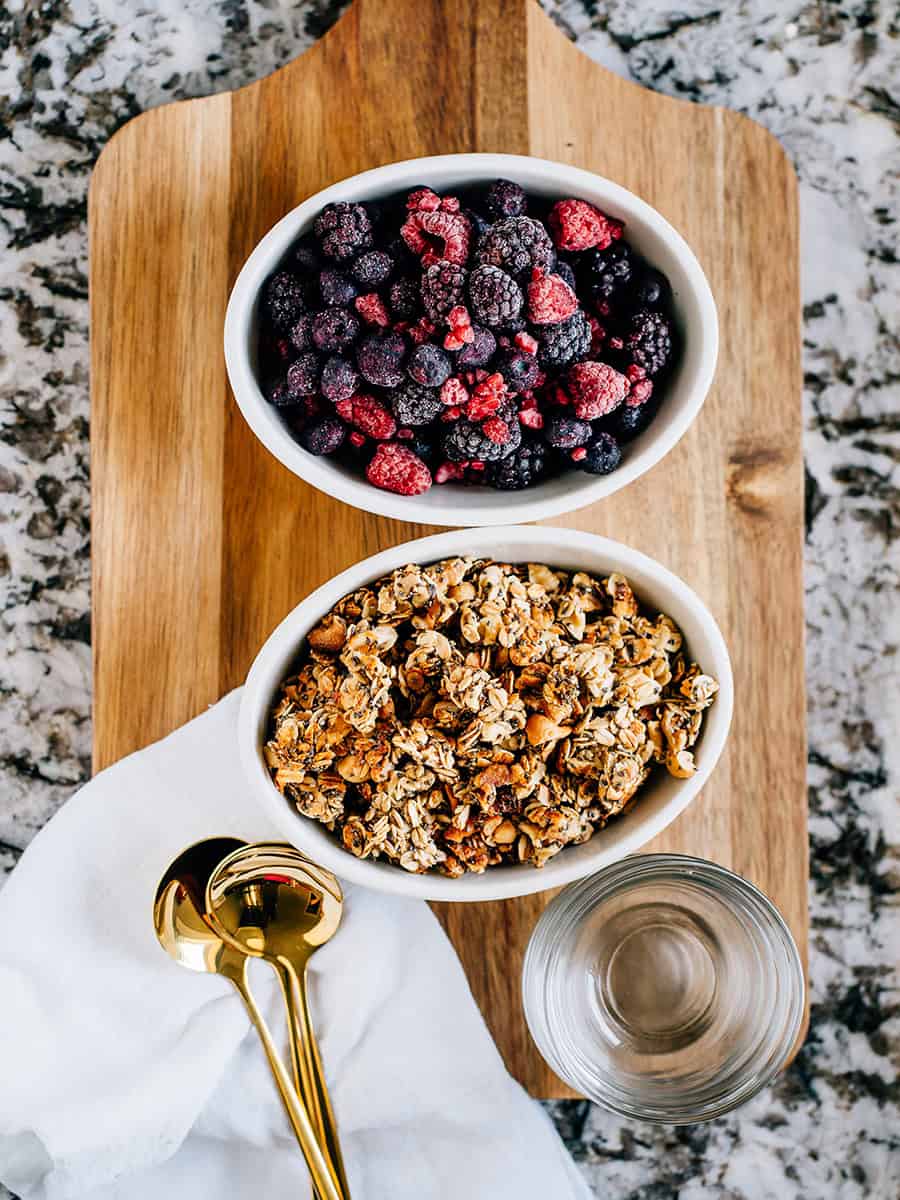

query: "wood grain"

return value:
[89, 0, 806, 1098]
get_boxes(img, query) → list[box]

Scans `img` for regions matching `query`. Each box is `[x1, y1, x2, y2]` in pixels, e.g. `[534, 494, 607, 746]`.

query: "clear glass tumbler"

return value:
[522, 854, 805, 1123]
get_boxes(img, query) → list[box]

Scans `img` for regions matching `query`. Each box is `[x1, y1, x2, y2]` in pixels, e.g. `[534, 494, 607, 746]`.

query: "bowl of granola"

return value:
[239, 527, 732, 901]
[225, 153, 718, 526]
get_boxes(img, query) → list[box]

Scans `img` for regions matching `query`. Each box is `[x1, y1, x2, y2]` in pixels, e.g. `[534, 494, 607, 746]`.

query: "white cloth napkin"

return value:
[0, 691, 590, 1200]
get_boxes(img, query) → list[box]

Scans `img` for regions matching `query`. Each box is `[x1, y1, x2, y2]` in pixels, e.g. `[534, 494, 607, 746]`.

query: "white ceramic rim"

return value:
[224, 153, 719, 527]
[239, 526, 734, 901]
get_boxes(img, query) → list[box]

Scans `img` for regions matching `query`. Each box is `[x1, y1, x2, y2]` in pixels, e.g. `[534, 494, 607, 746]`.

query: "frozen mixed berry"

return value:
[545, 415, 592, 450]
[286, 352, 320, 396]
[288, 314, 313, 352]
[266, 380, 293, 408]
[442, 416, 520, 463]
[401, 207, 471, 266]
[488, 438, 547, 489]
[455, 323, 496, 367]
[357, 331, 407, 388]
[478, 217, 555, 280]
[408, 343, 452, 388]
[567, 360, 629, 420]
[464, 208, 491, 248]
[314, 202, 373, 260]
[354, 293, 390, 327]
[584, 243, 633, 300]
[300, 417, 345, 456]
[335, 393, 396, 440]
[351, 249, 393, 288]
[443, 305, 474, 350]
[290, 235, 320, 275]
[312, 307, 360, 353]
[263, 272, 306, 333]
[549, 199, 623, 253]
[554, 260, 577, 291]
[621, 309, 675, 376]
[605, 397, 659, 443]
[392, 380, 443, 427]
[468, 265, 524, 328]
[421, 261, 468, 321]
[467, 372, 508, 420]
[537, 309, 592, 369]
[405, 432, 438, 465]
[578, 431, 622, 475]
[366, 443, 432, 495]
[320, 354, 359, 402]
[319, 269, 358, 307]
[388, 277, 419, 320]
[527, 268, 578, 324]
[484, 179, 527, 220]
[494, 348, 541, 394]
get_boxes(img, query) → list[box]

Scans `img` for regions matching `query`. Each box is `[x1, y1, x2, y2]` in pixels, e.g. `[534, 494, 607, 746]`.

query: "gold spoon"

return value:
[153, 838, 342, 1200]
[206, 843, 350, 1199]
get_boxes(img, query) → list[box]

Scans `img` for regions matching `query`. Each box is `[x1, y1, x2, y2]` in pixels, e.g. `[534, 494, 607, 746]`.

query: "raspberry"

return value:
[421, 261, 467, 321]
[348, 430, 367, 448]
[584, 243, 633, 300]
[285, 352, 320, 396]
[527, 268, 578, 324]
[487, 439, 547, 489]
[366, 443, 432, 495]
[391, 380, 443, 427]
[299, 417, 345, 456]
[408, 343, 452, 387]
[468, 265, 524, 328]
[548, 199, 623, 252]
[622, 309, 675, 377]
[628, 379, 654, 406]
[388, 277, 419, 320]
[443, 305, 474, 350]
[314, 202, 373, 260]
[288, 314, 313, 352]
[518, 407, 544, 430]
[482, 416, 510, 445]
[356, 332, 407, 388]
[401, 208, 472, 266]
[354, 293, 390, 327]
[410, 317, 437, 345]
[262, 272, 306, 332]
[442, 416, 520, 463]
[455, 323, 496, 367]
[537, 310, 592, 369]
[515, 330, 538, 356]
[311, 307, 360, 352]
[441, 376, 469, 408]
[434, 461, 468, 484]
[567, 361, 629, 420]
[478, 217, 555, 280]
[406, 187, 441, 212]
[320, 355, 359, 402]
[578, 431, 622, 475]
[467, 372, 507, 421]
[494, 349, 540, 394]
[335, 393, 396, 440]
[351, 250, 393, 288]
[319, 269, 358, 307]
[544, 415, 592, 449]
[484, 178, 527, 220]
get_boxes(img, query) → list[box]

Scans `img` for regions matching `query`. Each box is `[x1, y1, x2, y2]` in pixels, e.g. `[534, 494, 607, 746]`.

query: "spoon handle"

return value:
[224, 962, 343, 1200]
[279, 963, 352, 1199]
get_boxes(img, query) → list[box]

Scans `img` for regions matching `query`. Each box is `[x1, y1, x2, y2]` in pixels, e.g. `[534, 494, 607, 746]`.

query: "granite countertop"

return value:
[1, 1, 897, 1195]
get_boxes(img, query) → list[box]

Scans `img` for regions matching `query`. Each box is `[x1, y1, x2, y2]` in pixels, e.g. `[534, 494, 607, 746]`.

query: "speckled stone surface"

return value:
[1, 2, 897, 1196]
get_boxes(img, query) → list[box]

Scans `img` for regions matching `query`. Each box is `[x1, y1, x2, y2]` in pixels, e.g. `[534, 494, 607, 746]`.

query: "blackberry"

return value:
[442, 416, 520, 463]
[494, 348, 540, 394]
[408, 343, 452, 388]
[536, 309, 591, 369]
[319, 269, 358, 307]
[288, 313, 313, 351]
[455, 323, 496, 368]
[545, 415, 592, 450]
[478, 217, 555, 281]
[606, 398, 659, 443]
[313, 202, 373, 260]
[300, 417, 345, 456]
[285, 352, 320, 396]
[468, 265, 524, 328]
[487, 438, 547, 489]
[391, 380, 443, 427]
[405, 432, 437, 465]
[262, 272, 306, 333]
[351, 250, 393, 288]
[623, 309, 674, 376]
[484, 178, 527, 220]
[388, 277, 419, 320]
[584, 243, 633, 300]
[421, 261, 468, 321]
[629, 266, 668, 308]
[265, 379, 293, 408]
[555, 260, 577, 291]
[320, 354, 358, 402]
[579, 431, 622, 475]
[290, 235, 320, 275]
[356, 331, 407, 388]
[311, 307, 360, 353]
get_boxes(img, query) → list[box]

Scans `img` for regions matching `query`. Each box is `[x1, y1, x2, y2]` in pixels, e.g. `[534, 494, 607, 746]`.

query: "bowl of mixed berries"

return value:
[225, 154, 717, 525]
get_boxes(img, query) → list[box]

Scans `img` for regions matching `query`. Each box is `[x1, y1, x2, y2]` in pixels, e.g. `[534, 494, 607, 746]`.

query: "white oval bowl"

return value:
[225, 153, 718, 527]
[239, 526, 733, 902]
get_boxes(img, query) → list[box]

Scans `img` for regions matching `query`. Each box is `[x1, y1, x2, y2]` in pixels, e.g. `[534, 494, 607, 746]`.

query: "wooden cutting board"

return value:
[89, 0, 807, 1097]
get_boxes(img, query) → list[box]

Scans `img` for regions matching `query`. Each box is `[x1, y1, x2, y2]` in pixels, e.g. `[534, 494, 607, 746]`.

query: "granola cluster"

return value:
[265, 558, 718, 876]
